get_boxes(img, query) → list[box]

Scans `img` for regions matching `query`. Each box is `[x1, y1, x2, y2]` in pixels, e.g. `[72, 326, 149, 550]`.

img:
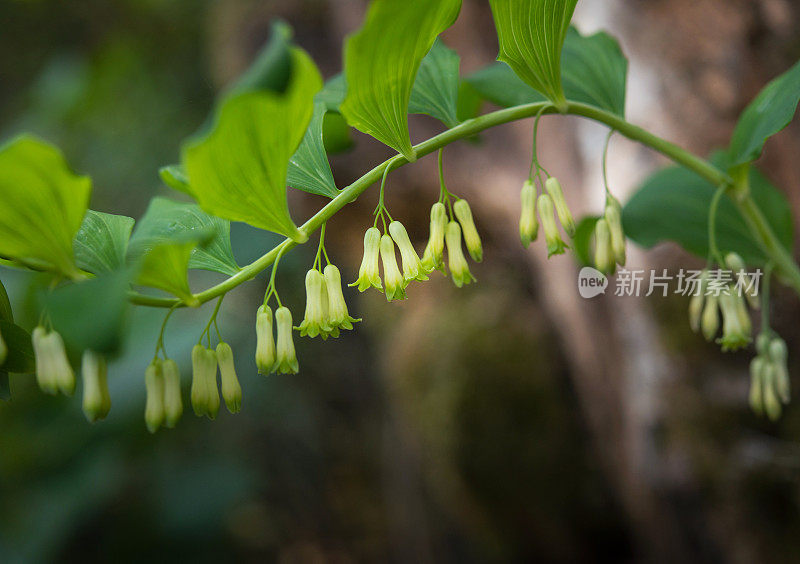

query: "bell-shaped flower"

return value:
[545, 177, 576, 237]
[519, 180, 538, 247]
[298, 269, 333, 338]
[43, 330, 75, 396]
[32, 326, 56, 394]
[688, 270, 709, 333]
[604, 196, 626, 266]
[379, 234, 407, 301]
[191, 344, 219, 419]
[445, 221, 476, 288]
[161, 358, 183, 428]
[274, 306, 299, 374]
[216, 342, 242, 413]
[255, 305, 276, 374]
[769, 338, 790, 404]
[453, 199, 483, 262]
[717, 293, 751, 351]
[81, 350, 110, 423]
[421, 202, 448, 273]
[350, 227, 382, 292]
[701, 294, 719, 342]
[593, 219, 614, 275]
[762, 362, 782, 421]
[749, 356, 765, 416]
[324, 264, 361, 331]
[537, 194, 568, 257]
[389, 221, 428, 283]
[144, 359, 165, 433]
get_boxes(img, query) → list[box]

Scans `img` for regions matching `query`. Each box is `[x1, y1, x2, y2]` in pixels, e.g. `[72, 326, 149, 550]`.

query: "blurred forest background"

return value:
[1, 0, 800, 562]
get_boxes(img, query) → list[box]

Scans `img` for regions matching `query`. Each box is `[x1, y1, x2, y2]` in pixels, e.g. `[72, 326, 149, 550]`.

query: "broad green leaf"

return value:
[466, 27, 627, 116]
[129, 197, 238, 277]
[227, 20, 292, 96]
[488, 0, 578, 108]
[322, 112, 354, 154]
[287, 102, 339, 198]
[456, 81, 484, 122]
[0, 320, 34, 373]
[340, 0, 462, 162]
[159, 164, 191, 194]
[0, 135, 90, 276]
[623, 156, 793, 265]
[73, 210, 135, 274]
[182, 48, 321, 241]
[0, 279, 12, 322]
[45, 268, 132, 355]
[317, 74, 347, 112]
[134, 242, 198, 305]
[560, 28, 627, 117]
[572, 216, 601, 267]
[728, 59, 800, 168]
[409, 38, 461, 128]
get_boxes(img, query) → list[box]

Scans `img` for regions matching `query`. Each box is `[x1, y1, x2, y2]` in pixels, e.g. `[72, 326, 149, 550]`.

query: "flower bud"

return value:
[389, 221, 429, 282]
[768, 338, 790, 404]
[81, 350, 110, 422]
[701, 294, 719, 342]
[144, 360, 165, 433]
[162, 358, 183, 427]
[0, 326, 6, 366]
[733, 293, 752, 337]
[604, 197, 626, 266]
[725, 252, 746, 273]
[216, 342, 242, 414]
[688, 293, 704, 334]
[379, 234, 407, 301]
[298, 269, 332, 338]
[274, 306, 299, 374]
[762, 362, 782, 421]
[350, 227, 382, 292]
[717, 293, 751, 351]
[453, 199, 483, 262]
[537, 194, 568, 257]
[191, 345, 219, 418]
[445, 221, 476, 288]
[255, 305, 276, 374]
[749, 357, 765, 416]
[44, 331, 74, 396]
[422, 202, 447, 272]
[593, 219, 614, 275]
[324, 264, 360, 331]
[519, 180, 538, 247]
[545, 177, 575, 237]
[32, 326, 56, 394]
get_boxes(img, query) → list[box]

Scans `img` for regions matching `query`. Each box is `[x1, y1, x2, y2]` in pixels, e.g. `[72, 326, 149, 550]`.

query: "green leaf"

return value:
[228, 20, 293, 96]
[409, 38, 461, 128]
[0, 320, 35, 373]
[0, 279, 12, 322]
[73, 210, 135, 274]
[728, 59, 800, 168]
[572, 216, 601, 267]
[0, 135, 90, 276]
[129, 197, 238, 277]
[45, 269, 132, 355]
[623, 156, 793, 265]
[322, 112, 354, 154]
[340, 0, 462, 162]
[488, 0, 578, 108]
[182, 47, 321, 241]
[159, 164, 191, 194]
[316, 74, 347, 112]
[466, 27, 628, 116]
[287, 102, 339, 198]
[456, 81, 484, 122]
[560, 28, 627, 116]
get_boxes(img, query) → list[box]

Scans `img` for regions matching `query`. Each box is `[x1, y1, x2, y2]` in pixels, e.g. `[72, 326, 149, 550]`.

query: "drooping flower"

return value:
[144, 359, 165, 433]
[161, 358, 183, 428]
[701, 294, 719, 342]
[297, 269, 333, 338]
[32, 326, 56, 394]
[519, 180, 538, 247]
[688, 270, 709, 334]
[545, 177, 576, 238]
[255, 305, 276, 374]
[453, 199, 483, 262]
[324, 264, 361, 331]
[537, 194, 568, 257]
[604, 196, 626, 266]
[749, 356, 765, 416]
[717, 292, 751, 352]
[445, 221, 476, 288]
[762, 362, 782, 421]
[350, 227, 382, 292]
[379, 234, 407, 301]
[768, 338, 790, 404]
[593, 218, 613, 275]
[216, 342, 242, 414]
[274, 306, 299, 374]
[81, 350, 110, 423]
[389, 221, 428, 283]
[191, 344, 219, 419]
[421, 202, 448, 273]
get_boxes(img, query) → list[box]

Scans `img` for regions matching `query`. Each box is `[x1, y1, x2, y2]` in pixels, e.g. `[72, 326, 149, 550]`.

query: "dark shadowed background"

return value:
[1, 1, 799, 562]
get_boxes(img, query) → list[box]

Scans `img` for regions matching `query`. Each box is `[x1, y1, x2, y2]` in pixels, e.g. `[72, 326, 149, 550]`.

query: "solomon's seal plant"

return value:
[1, 0, 799, 430]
